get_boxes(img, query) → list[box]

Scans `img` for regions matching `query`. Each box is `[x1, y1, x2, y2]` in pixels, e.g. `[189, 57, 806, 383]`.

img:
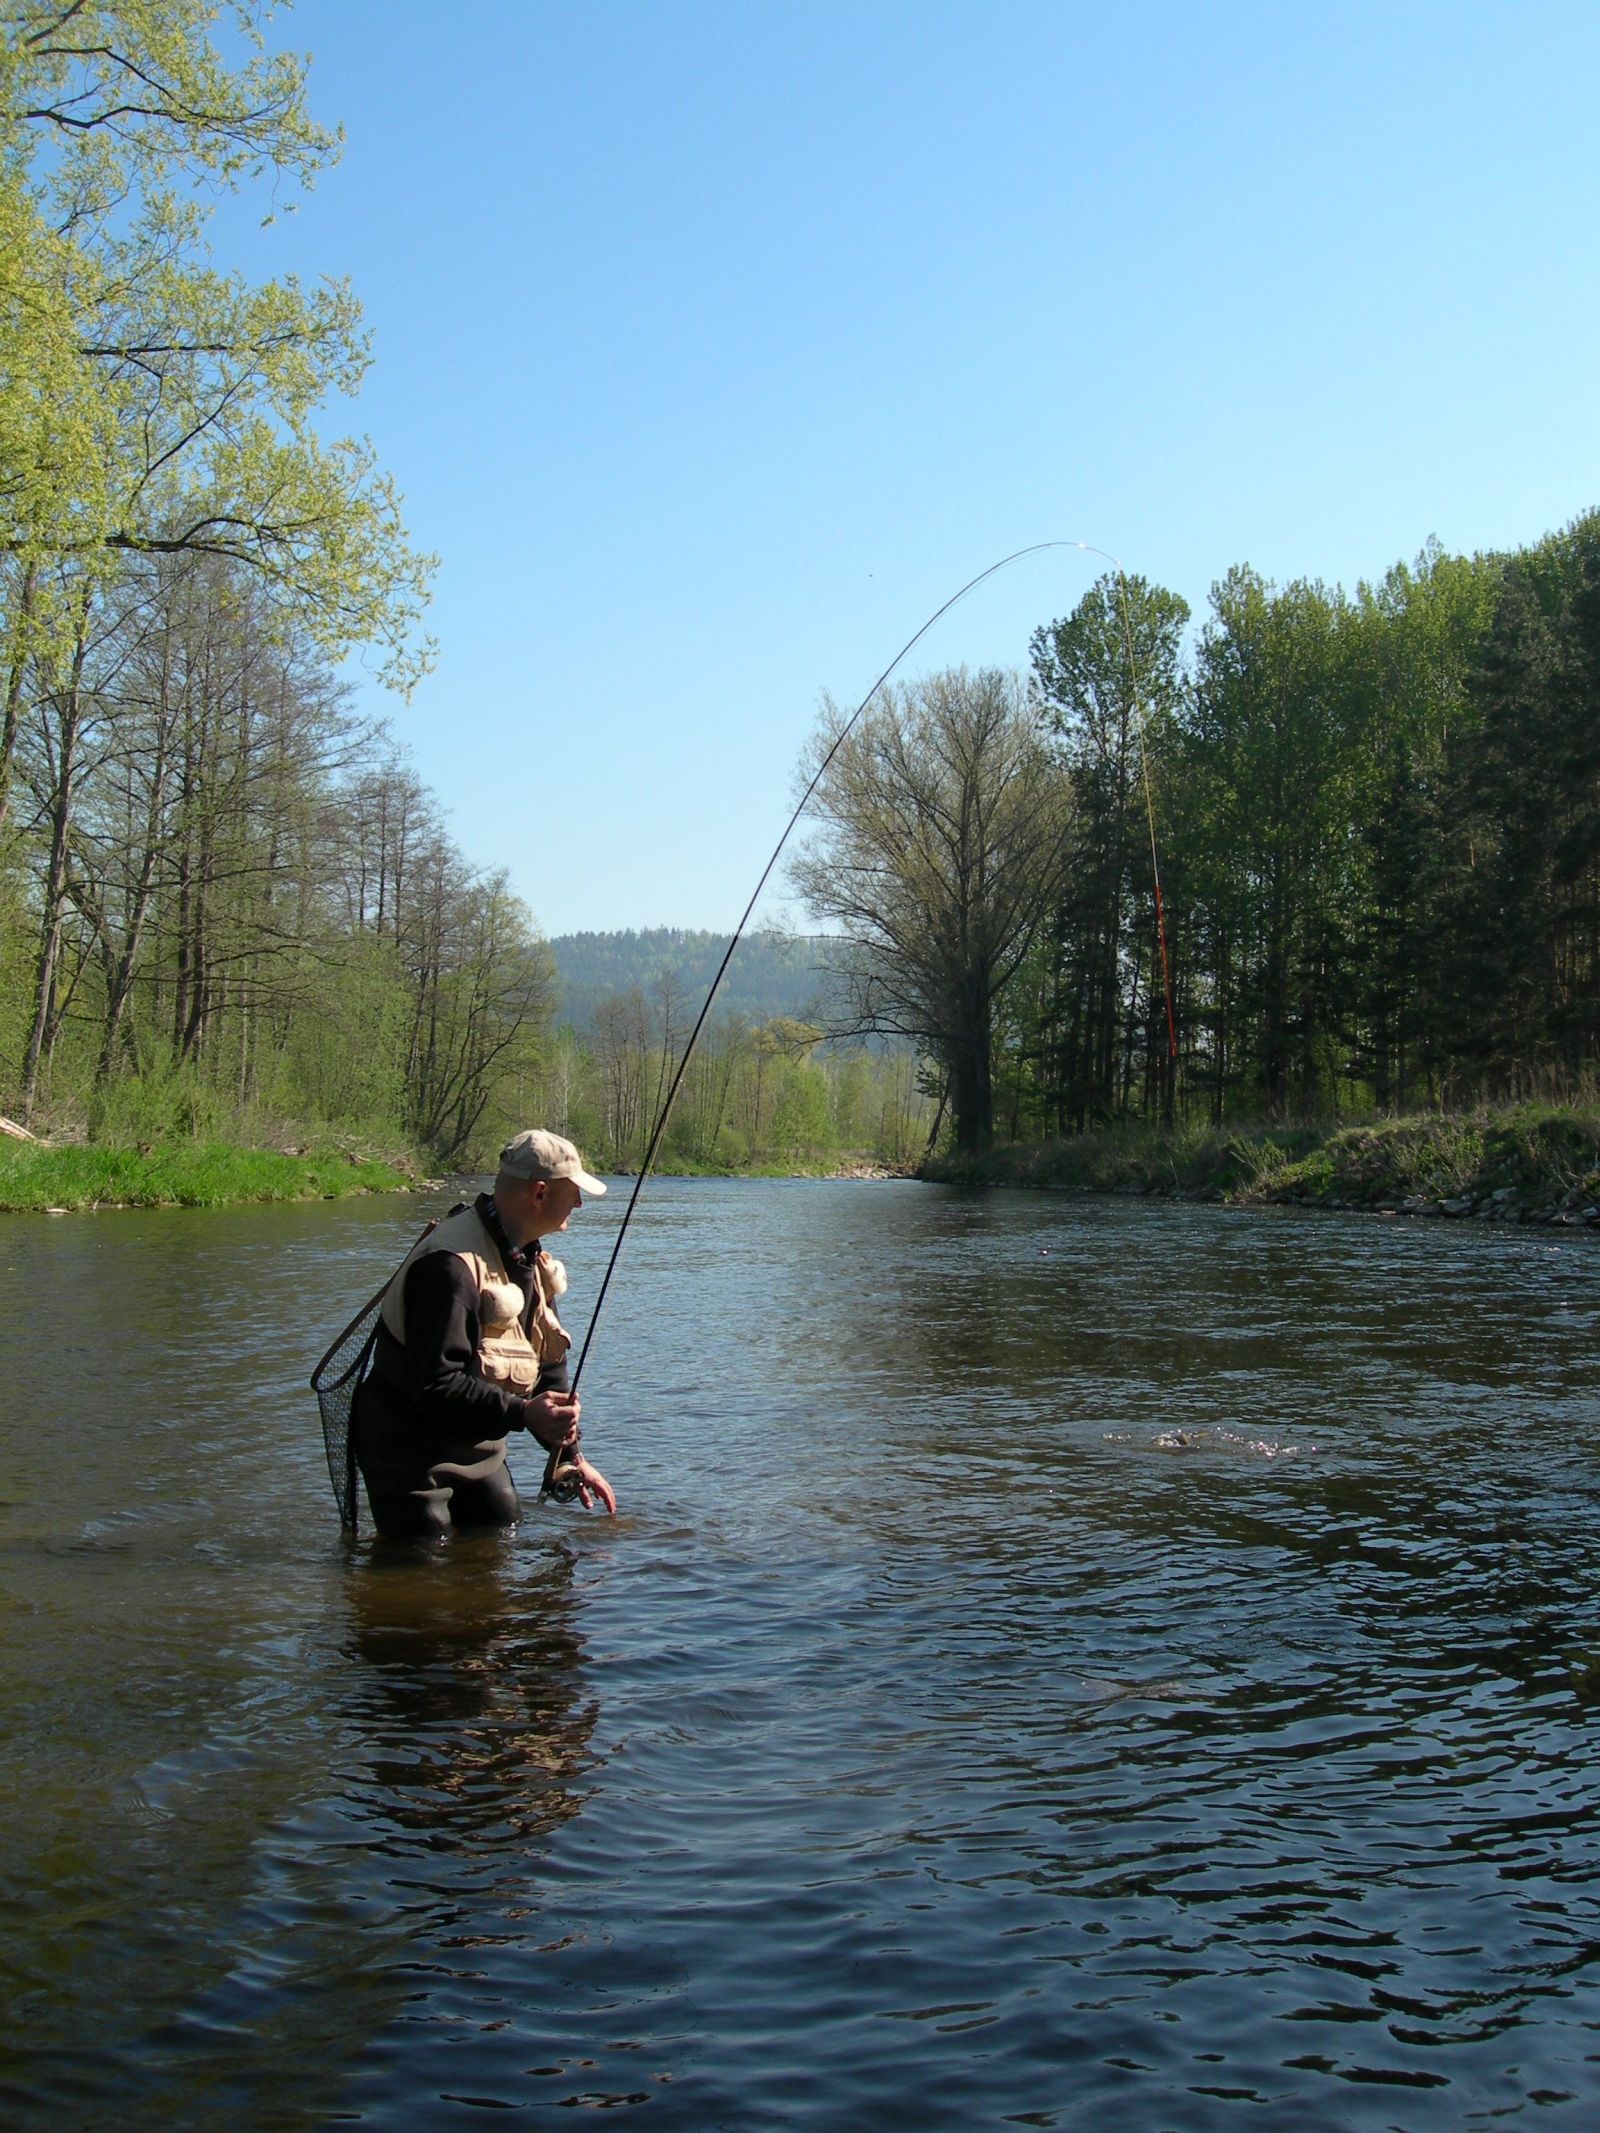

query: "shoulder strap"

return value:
[309, 1215, 440, 1389]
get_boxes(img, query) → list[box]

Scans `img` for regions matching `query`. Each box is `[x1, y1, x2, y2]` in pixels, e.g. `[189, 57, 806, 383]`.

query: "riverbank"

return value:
[924, 1105, 1600, 1229]
[0, 1140, 416, 1213]
[0, 1138, 909, 1211]
[625, 1156, 917, 1182]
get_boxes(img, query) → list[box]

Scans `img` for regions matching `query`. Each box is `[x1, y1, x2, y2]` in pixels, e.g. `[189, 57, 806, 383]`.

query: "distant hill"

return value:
[548, 927, 840, 1036]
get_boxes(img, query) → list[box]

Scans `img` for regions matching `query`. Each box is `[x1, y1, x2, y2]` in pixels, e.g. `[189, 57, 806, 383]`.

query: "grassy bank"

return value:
[924, 1105, 1600, 1229]
[0, 1140, 416, 1213]
[638, 1156, 915, 1180]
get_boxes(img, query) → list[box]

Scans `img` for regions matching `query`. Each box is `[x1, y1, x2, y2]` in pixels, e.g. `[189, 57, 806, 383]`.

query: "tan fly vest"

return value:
[378, 1203, 570, 1395]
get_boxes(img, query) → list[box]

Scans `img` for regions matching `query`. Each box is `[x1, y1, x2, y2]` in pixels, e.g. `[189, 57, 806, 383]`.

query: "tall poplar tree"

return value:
[1028, 573, 1189, 1128]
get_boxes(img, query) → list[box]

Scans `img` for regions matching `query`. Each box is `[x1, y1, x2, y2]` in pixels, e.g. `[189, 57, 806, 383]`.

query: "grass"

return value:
[627, 1151, 917, 1180]
[13, 1107, 1595, 1219]
[924, 1103, 1600, 1219]
[0, 1140, 414, 1212]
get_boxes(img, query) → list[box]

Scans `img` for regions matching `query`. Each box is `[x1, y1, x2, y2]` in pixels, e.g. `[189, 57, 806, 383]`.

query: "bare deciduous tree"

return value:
[792, 667, 1071, 1154]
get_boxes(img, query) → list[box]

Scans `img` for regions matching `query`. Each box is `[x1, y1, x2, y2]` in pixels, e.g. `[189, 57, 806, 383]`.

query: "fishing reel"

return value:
[540, 1440, 586, 1503]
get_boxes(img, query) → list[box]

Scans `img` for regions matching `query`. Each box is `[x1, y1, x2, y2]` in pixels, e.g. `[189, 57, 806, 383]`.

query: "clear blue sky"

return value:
[220, 0, 1600, 936]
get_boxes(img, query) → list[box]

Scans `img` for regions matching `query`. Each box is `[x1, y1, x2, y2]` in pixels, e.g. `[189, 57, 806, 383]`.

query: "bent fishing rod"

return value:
[567, 539, 1175, 1400]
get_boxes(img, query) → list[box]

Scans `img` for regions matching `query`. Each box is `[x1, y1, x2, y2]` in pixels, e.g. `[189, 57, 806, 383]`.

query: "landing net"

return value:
[310, 1298, 381, 1532]
[310, 1216, 440, 1531]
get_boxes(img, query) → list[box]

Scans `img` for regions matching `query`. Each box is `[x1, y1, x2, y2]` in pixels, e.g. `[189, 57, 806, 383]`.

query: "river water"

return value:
[2, 1180, 1599, 2128]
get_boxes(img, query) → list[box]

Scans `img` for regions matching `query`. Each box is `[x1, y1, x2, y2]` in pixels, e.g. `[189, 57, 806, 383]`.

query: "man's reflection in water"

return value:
[342, 1532, 597, 1856]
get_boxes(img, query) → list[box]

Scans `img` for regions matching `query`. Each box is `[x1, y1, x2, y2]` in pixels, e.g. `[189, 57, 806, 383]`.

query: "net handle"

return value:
[310, 1216, 439, 1392]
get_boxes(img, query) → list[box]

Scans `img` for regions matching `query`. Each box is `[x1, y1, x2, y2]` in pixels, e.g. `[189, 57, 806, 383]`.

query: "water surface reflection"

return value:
[344, 1539, 596, 1853]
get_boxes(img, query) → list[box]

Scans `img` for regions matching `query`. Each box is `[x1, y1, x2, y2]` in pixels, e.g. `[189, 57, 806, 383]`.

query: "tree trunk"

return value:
[21, 603, 91, 1120]
[949, 989, 994, 1154]
[0, 564, 39, 837]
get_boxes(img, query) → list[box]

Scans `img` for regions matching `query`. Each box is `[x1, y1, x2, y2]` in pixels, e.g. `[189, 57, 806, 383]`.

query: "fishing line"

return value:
[567, 538, 1176, 1399]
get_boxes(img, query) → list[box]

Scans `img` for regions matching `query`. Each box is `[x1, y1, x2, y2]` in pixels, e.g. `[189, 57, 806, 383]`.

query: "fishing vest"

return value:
[378, 1202, 570, 1395]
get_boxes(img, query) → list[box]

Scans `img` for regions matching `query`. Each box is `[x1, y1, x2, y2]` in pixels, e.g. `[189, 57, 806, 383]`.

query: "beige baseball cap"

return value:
[498, 1129, 607, 1195]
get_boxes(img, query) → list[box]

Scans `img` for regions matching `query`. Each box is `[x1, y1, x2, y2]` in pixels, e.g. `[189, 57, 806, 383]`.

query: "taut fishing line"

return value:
[566, 539, 1177, 1411]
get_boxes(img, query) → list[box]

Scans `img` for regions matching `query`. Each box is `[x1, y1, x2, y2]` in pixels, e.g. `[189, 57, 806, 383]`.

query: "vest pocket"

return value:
[478, 1278, 524, 1332]
[478, 1337, 542, 1391]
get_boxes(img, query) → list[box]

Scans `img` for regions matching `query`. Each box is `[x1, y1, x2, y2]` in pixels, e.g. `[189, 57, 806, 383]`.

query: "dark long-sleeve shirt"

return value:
[358, 1198, 568, 1475]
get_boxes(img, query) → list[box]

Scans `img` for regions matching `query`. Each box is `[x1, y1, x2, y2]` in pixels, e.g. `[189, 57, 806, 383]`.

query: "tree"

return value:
[590, 986, 653, 1163]
[1181, 569, 1367, 1120]
[1341, 543, 1498, 1109]
[1029, 572, 1190, 1128]
[0, 4, 447, 1133]
[792, 667, 1071, 1154]
[398, 849, 554, 1161]
[1427, 517, 1600, 1094]
[0, 0, 433, 748]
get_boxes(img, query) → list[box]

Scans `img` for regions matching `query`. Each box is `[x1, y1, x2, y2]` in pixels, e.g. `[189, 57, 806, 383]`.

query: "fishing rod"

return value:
[567, 539, 1177, 1398]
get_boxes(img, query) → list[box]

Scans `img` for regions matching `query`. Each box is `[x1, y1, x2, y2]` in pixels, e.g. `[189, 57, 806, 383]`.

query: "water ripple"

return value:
[3, 1187, 1600, 2125]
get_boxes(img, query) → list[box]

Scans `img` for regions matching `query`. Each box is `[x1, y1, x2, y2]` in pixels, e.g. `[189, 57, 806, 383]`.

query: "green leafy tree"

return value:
[0, 3, 451, 1136]
[1182, 570, 1367, 1120]
[1427, 516, 1600, 1094]
[1341, 544, 1499, 1108]
[1029, 572, 1189, 1129]
[0, 1, 433, 736]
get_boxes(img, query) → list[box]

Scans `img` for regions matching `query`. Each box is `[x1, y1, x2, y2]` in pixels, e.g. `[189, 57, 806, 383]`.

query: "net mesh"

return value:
[310, 1298, 381, 1532]
[310, 1216, 439, 1532]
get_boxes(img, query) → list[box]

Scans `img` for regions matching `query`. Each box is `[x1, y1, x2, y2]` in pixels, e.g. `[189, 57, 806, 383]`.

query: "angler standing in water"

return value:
[353, 1130, 617, 1537]
[323, 540, 1163, 1535]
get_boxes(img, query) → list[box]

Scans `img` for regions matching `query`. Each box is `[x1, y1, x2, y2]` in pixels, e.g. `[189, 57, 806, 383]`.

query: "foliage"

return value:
[791, 667, 1070, 1154]
[1081, 532, 1591, 1131]
[1424, 523, 1600, 1095]
[0, 6, 464, 1156]
[925, 1101, 1600, 1219]
[0, 1138, 409, 1210]
[0, 547, 550, 1160]
[1025, 573, 1189, 1130]
[0, 0, 434, 719]
[9, 24, 1598, 1183]
[567, 981, 932, 1173]
[790, 514, 1600, 1153]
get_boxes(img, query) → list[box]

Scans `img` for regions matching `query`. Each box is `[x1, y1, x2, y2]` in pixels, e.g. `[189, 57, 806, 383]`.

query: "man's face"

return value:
[529, 1176, 583, 1237]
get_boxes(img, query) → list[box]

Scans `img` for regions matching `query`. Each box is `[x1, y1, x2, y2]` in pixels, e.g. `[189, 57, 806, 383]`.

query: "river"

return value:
[2, 1179, 1598, 2127]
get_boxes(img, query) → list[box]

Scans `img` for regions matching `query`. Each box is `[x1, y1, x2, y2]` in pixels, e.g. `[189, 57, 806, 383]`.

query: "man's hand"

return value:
[570, 1455, 617, 1516]
[524, 1388, 579, 1450]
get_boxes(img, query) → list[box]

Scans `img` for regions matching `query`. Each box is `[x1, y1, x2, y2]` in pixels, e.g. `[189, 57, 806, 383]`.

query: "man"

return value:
[353, 1129, 617, 1537]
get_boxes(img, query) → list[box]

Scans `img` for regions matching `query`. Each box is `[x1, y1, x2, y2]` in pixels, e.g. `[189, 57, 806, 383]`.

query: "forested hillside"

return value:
[548, 929, 834, 1035]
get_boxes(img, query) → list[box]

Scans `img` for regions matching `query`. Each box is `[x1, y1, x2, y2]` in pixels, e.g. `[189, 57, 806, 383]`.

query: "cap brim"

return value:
[573, 1168, 606, 1196]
